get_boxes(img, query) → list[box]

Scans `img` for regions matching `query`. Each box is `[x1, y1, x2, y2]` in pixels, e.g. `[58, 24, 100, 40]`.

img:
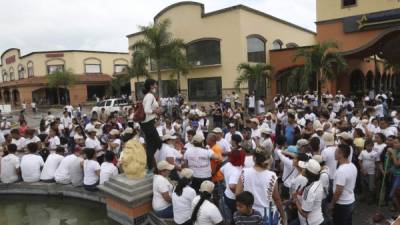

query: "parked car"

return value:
[91, 98, 132, 116]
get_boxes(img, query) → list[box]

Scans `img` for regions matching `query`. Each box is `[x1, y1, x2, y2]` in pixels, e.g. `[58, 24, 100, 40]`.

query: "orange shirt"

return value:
[211, 144, 224, 183]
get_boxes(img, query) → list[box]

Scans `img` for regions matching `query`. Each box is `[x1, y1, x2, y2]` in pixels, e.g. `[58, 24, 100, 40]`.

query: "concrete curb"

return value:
[0, 182, 105, 204]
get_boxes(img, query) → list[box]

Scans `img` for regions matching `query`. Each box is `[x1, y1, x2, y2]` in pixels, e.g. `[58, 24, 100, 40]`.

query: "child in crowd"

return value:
[100, 151, 118, 185]
[83, 148, 100, 191]
[233, 191, 263, 225]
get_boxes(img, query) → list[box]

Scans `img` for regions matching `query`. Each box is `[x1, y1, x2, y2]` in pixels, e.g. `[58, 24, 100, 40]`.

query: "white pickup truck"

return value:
[91, 98, 132, 116]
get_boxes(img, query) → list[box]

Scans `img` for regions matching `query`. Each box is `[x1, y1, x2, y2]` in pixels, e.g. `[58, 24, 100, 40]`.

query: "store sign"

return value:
[46, 53, 64, 58]
[343, 8, 400, 33]
[5, 55, 15, 64]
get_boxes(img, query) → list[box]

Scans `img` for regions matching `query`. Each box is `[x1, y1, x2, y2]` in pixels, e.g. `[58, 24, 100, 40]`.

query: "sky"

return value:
[0, 0, 316, 55]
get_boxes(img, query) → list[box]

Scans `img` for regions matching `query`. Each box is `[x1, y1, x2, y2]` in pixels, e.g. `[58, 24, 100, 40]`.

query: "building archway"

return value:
[366, 71, 374, 90]
[32, 87, 69, 105]
[12, 90, 20, 105]
[349, 69, 364, 94]
[375, 72, 381, 92]
[3, 90, 10, 104]
[382, 73, 387, 91]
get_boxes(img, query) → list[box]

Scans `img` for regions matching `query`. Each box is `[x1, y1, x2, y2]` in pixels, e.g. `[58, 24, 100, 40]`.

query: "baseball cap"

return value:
[180, 168, 194, 179]
[157, 161, 174, 171]
[322, 133, 335, 146]
[287, 145, 298, 154]
[249, 118, 259, 125]
[298, 159, 321, 175]
[337, 132, 353, 140]
[296, 139, 309, 148]
[109, 129, 120, 136]
[260, 127, 273, 135]
[212, 127, 223, 133]
[312, 155, 323, 163]
[192, 133, 205, 143]
[162, 134, 177, 142]
[199, 180, 215, 193]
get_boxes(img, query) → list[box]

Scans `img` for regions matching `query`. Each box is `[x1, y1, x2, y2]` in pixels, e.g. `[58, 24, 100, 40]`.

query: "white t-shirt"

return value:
[242, 167, 278, 217]
[48, 136, 61, 151]
[276, 150, 298, 188]
[220, 162, 241, 199]
[85, 137, 103, 156]
[191, 196, 223, 225]
[321, 146, 337, 180]
[155, 144, 181, 164]
[0, 154, 20, 183]
[217, 139, 231, 155]
[358, 150, 379, 175]
[248, 96, 255, 108]
[40, 153, 64, 180]
[183, 147, 214, 178]
[55, 154, 76, 184]
[21, 154, 44, 182]
[70, 156, 84, 187]
[83, 159, 100, 185]
[172, 186, 197, 224]
[152, 174, 173, 211]
[374, 143, 387, 160]
[244, 155, 255, 168]
[298, 181, 324, 225]
[224, 131, 243, 146]
[100, 162, 118, 185]
[333, 163, 357, 205]
[25, 136, 41, 145]
[12, 137, 27, 151]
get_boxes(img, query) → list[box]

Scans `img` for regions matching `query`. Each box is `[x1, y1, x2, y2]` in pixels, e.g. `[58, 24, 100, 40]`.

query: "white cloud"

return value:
[0, 0, 316, 54]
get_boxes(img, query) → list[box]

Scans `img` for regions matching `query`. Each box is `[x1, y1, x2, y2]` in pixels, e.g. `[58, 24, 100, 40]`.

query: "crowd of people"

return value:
[0, 77, 399, 225]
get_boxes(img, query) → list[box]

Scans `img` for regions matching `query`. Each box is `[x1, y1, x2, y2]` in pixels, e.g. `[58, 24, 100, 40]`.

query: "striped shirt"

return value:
[233, 209, 263, 225]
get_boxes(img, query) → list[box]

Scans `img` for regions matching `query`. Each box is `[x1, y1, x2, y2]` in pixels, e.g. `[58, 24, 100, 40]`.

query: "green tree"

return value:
[235, 63, 273, 98]
[282, 66, 310, 94]
[130, 19, 185, 96]
[167, 46, 191, 93]
[294, 41, 347, 105]
[46, 69, 76, 105]
[128, 50, 149, 81]
[111, 73, 131, 96]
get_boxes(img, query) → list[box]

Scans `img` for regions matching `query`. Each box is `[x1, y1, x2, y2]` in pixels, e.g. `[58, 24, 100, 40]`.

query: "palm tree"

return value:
[282, 66, 310, 94]
[46, 69, 76, 105]
[128, 50, 149, 81]
[235, 63, 273, 98]
[111, 73, 131, 96]
[167, 46, 191, 93]
[294, 41, 347, 105]
[130, 19, 185, 96]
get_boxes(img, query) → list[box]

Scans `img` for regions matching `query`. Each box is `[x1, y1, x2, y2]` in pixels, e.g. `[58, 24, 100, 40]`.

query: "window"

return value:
[27, 62, 34, 77]
[272, 40, 283, 50]
[187, 39, 221, 66]
[247, 36, 266, 63]
[47, 65, 64, 74]
[105, 100, 112, 106]
[85, 64, 101, 74]
[18, 64, 25, 79]
[9, 68, 14, 81]
[96, 101, 106, 107]
[343, 0, 356, 7]
[286, 42, 299, 48]
[2, 70, 7, 82]
[114, 64, 127, 73]
[150, 59, 170, 71]
[188, 77, 221, 101]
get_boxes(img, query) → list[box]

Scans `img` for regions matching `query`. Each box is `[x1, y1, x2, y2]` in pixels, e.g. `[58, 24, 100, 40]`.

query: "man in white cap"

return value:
[212, 127, 231, 157]
[259, 127, 273, 151]
[321, 132, 337, 185]
[85, 128, 104, 164]
[249, 118, 260, 140]
[183, 134, 221, 192]
[152, 161, 174, 218]
[107, 129, 121, 155]
[224, 123, 243, 146]
[156, 134, 181, 170]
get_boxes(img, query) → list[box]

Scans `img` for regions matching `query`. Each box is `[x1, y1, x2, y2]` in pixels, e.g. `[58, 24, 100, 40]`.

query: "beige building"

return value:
[127, 2, 316, 103]
[0, 48, 130, 106]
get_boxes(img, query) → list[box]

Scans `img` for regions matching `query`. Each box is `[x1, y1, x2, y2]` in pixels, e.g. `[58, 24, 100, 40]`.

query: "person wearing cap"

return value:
[183, 133, 221, 193]
[259, 127, 273, 152]
[153, 161, 174, 218]
[248, 118, 260, 140]
[294, 159, 324, 225]
[224, 123, 243, 146]
[320, 132, 337, 190]
[155, 134, 181, 180]
[220, 134, 245, 220]
[337, 132, 354, 161]
[331, 144, 357, 225]
[191, 180, 223, 225]
[236, 147, 286, 223]
[172, 168, 196, 225]
[107, 129, 121, 156]
[262, 112, 277, 132]
[85, 128, 104, 164]
[276, 145, 300, 200]
[212, 127, 231, 157]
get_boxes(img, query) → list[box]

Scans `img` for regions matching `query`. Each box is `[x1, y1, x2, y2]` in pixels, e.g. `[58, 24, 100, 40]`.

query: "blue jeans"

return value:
[390, 175, 400, 198]
[333, 203, 354, 225]
[154, 205, 173, 219]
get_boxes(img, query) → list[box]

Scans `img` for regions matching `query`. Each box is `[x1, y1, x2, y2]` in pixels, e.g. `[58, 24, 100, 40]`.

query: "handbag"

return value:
[133, 102, 145, 122]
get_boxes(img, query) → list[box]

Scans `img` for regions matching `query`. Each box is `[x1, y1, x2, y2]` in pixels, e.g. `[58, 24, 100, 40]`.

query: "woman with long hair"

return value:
[236, 147, 286, 225]
[191, 180, 224, 225]
[294, 159, 324, 225]
[140, 79, 162, 171]
[172, 168, 196, 225]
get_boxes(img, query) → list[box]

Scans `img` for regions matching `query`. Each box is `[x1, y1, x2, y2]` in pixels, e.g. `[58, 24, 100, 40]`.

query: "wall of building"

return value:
[317, 0, 400, 22]
[128, 2, 316, 102]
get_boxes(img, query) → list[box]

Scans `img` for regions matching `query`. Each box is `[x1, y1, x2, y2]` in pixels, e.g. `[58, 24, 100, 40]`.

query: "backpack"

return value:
[133, 102, 145, 122]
